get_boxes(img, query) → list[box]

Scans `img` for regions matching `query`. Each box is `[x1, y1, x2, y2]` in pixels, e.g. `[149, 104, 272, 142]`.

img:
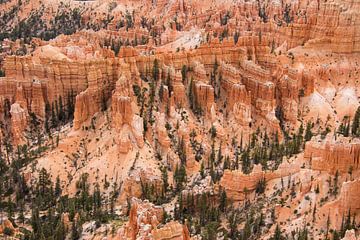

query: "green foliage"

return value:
[352, 106, 360, 137]
[258, 6, 268, 22]
[125, 10, 134, 30]
[210, 125, 217, 139]
[181, 65, 187, 83]
[270, 225, 285, 240]
[175, 192, 220, 235]
[152, 59, 160, 82]
[161, 166, 169, 193]
[174, 163, 186, 192]
[338, 116, 350, 137]
[305, 121, 313, 141]
[255, 177, 266, 194]
[3, 226, 14, 236]
[283, 4, 293, 24]
[219, 188, 227, 212]
[233, 31, 240, 44]
[220, 11, 231, 25]
[55, 176, 62, 197]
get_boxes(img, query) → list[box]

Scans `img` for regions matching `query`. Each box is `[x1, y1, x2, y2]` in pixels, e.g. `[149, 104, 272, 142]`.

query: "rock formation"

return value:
[220, 161, 301, 201]
[304, 137, 360, 174]
[152, 221, 191, 240]
[10, 103, 27, 145]
[0, 0, 360, 239]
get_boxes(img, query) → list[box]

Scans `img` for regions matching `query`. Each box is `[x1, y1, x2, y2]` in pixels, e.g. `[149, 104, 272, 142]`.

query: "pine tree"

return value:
[333, 170, 339, 196]
[58, 96, 64, 123]
[161, 166, 169, 193]
[55, 176, 62, 197]
[219, 188, 227, 212]
[241, 148, 251, 174]
[174, 164, 187, 192]
[210, 125, 217, 139]
[71, 221, 80, 240]
[352, 106, 360, 136]
[242, 219, 251, 240]
[305, 122, 313, 141]
[188, 78, 194, 109]
[271, 224, 283, 240]
[51, 102, 57, 128]
[152, 59, 159, 81]
[54, 220, 66, 240]
[200, 161, 205, 178]
[181, 65, 187, 83]
[38, 168, 51, 197]
[101, 90, 107, 112]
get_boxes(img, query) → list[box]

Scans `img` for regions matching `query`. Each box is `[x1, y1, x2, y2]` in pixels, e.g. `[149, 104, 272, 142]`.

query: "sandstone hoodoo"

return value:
[0, 0, 360, 239]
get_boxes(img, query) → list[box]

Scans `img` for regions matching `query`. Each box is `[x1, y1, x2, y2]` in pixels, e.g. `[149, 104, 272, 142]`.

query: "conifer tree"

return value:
[305, 122, 313, 141]
[352, 106, 360, 136]
[55, 175, 61, 197]
[219, 188, 227, 212]
[152, 59, 159, 81]
[271, 224, 283, 240]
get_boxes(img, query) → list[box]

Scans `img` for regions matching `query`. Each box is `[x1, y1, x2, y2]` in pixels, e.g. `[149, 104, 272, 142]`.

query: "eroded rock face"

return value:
[10, 103, 27, 145]
[152, 221, 191, 240]
[220, 161, 301, 201]
[193, 81, 215, 114]
[339, 179, 360, 215]
[1, 0, 360, 239]
[116, 198, 164, 240]
[111, 76, 144, 154]
[304, 137, 360, 174]
[0, 219, 15, 235]
[319, 179, 360, 230]
[342, 230, 359, 240]
[118, 169, 163, 204]
[110, 198, 190, 240]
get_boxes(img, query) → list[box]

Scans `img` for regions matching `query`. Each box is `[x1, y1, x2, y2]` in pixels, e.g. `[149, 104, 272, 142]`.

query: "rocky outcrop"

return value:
[116, 198, 163, 240]
[193, 81, 214, 114]
[10, 103, 27, 145]
[111, 77, 144, 154]
[73, 61, 117, 129]
[118, 169, 163, 204]
[220, 161, 301, 201]
[342, 230, 359, 240]
[227, 83, 252, 126]
[155, 113, 171, 148]
[152, 221, 191, 240]
[73, 90, 97, 130]
[0, 219, 15, 235]
[113, 198, 190, 240]
[320, 178, 360, 229]
[304, 137, 360, 174]
[339, 179, 360, 215]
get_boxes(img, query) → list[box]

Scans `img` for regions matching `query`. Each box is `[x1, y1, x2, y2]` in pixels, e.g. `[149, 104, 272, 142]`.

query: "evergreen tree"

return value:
[181, 65, 187, 83]
[54, 220, 66, 240]
[352, 106, 360, 136]
[271, 225, 284, 240]
[200, 161, 205, 178]
[161, 166, 169, 193]
[71, 221, 81, 240]
[174, 164, 186, 192]
[55, 175, 62, 197]
[152, 59, 160, 81]
[38, 168, 51, 197]
[58, 96, 65, 123]
[219, 188, 227, 212]
[305, 122, 313, 141]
